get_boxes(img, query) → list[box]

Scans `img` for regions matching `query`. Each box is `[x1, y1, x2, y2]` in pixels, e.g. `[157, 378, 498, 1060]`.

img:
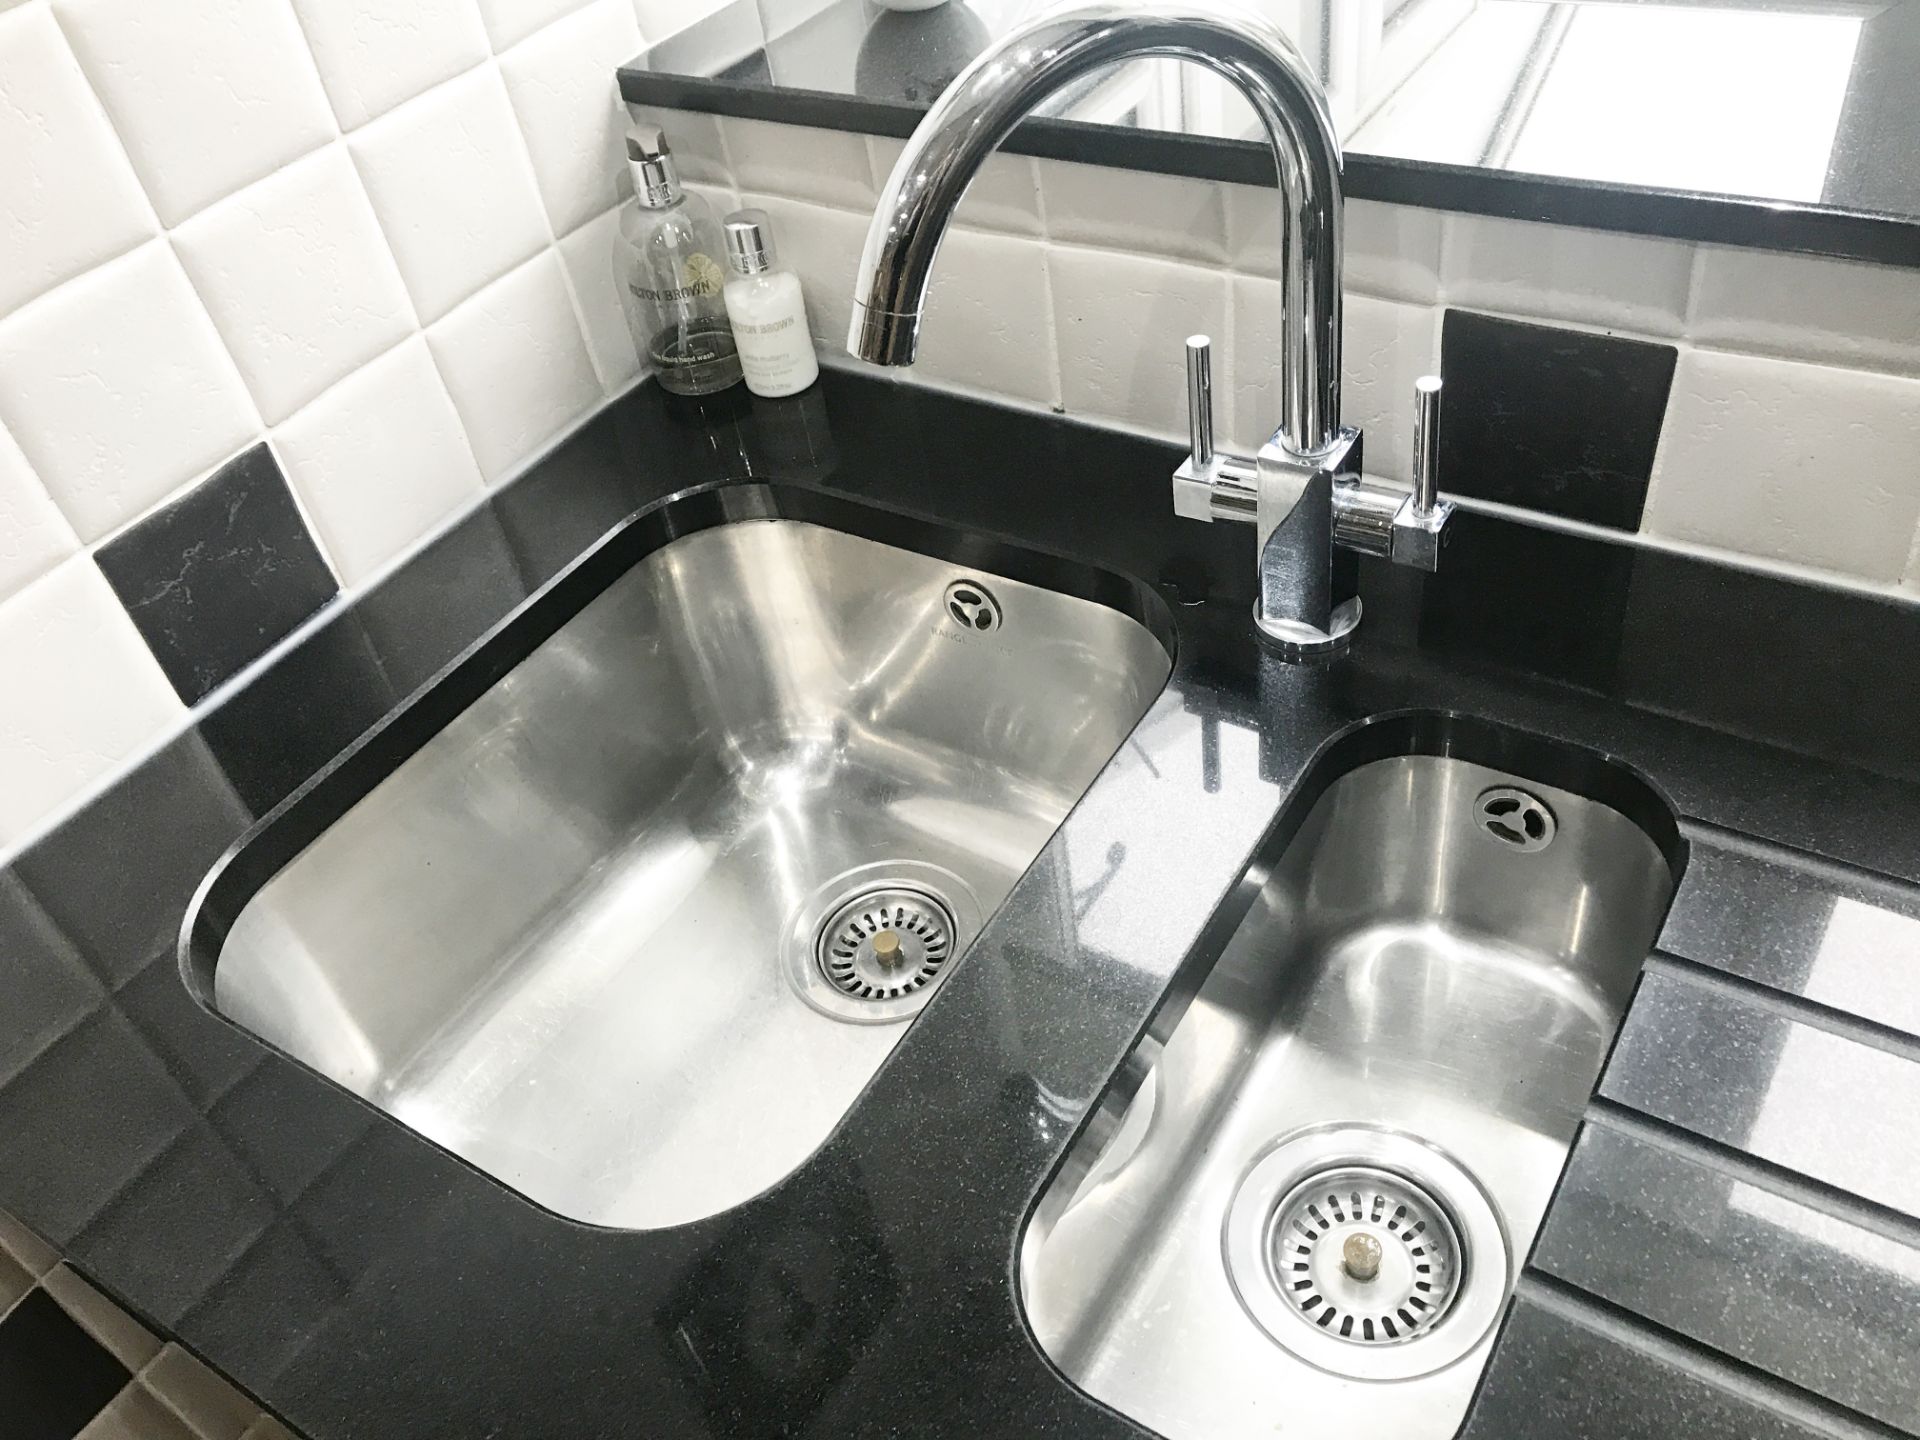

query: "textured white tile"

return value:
[1040, 158, 1228, 266]
[0, 7, 156, 319]
[174, 146, 415, 424]
[1690, 247, 1920, 377]
[631, 0, 728, 44]
[145, 1344, 260, 1440]
[1904, 526, 1920, 595]
[914, 230, 1056, 407]
[867, 136, 1040, 236]
[1049, 245, 1228, 438]
[0, 425, 79, 604]
[55, 0, 337, 226]
[0, 243, 257, 541]
[1230, 279, 1439, 479]
[1643, 349, 1920, 583]
[625, 104, 729, 185]
[739, 193, 869, 356]
[275, 338, 485, 584]
[476, 0, 587, 51]
[1442, 213, 1694, 337]
[726, 117, 874, 212]
[556, 209, 642, 394]
[1225, 189, 1443, 304]
[351, 67, 550, 323]
[0, 558, 183, 851]
[427, 252, 601, 482]
[290, 0, 491, 130]
[499, 0, 641, 234]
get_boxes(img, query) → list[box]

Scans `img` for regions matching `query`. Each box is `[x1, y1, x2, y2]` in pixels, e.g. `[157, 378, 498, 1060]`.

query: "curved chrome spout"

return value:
[846, 1, 1344, 456]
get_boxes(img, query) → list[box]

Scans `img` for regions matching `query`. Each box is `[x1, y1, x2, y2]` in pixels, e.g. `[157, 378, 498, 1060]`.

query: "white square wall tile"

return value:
[477, 0, 587, 51]
[0, 558, 184, 852]
[0, 6, 156, 319]
[914, 230, 1057, 408]
[1230, 281, 1439, 478]
[0, 242, 258, 542]
[725, 118, 875, 212]
[55, 0, 337, 226]
[632, 0, 729, 44]
[290, 0, 491, 131]
[1049, 245, 1229, 438]
[351, 67, 551, 323]
[174, 146, 416, 425]
[1689, 247, 1920, 377]
[0, 424, 80, 604]
[1643, 349, 1920, 584]
[1040, 159, 1228, 266]
[1442, 213, 1693, 337]
[275, 338, 485, 585]
[738, 194, 870, 356]
[428, 253, 602, 483]
[867, 137, 1040, 236]
[1225, 189, 1444, 305]
[499, 0, 642, 234]
[557, 209, 642, 394]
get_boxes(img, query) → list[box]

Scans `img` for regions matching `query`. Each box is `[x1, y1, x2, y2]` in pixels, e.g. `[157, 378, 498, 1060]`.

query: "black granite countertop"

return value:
[3, 369, 1919, 1439]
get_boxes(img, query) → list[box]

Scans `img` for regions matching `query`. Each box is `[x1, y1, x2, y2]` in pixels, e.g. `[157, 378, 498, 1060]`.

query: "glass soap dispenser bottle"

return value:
[721, 208, 819, 398]
[614, 125, 741, 395]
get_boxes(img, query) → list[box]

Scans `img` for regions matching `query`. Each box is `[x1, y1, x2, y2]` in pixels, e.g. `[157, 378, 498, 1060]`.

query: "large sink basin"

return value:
[1021, 719, 1682, 1439]
[188, 486, 1170, 1229]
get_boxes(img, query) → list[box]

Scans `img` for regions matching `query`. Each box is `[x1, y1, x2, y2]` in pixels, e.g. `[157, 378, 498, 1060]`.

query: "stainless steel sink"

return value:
[195, 489, 1170, 1230]
[1021, 729, 1681, 1439]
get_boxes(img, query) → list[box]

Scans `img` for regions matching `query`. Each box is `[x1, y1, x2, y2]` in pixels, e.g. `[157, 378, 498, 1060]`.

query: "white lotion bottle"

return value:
[721, 209, 819, 398]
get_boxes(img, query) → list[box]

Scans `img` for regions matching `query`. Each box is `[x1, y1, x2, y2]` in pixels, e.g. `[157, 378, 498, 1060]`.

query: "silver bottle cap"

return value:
[626, 125, 681, 208]
[723, 209, 777, 275]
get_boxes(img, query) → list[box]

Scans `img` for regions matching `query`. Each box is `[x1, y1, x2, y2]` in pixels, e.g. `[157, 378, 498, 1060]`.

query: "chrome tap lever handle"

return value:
[1186, 335, 1215, 471]
[1384, 373, 1451, 572]
[1411, 375, 1442, 516]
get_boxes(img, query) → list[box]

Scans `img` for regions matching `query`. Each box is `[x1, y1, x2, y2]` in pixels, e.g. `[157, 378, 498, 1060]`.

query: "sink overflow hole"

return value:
[943, 579, 1003, 633]
[1474, 786, 1556, 853]
[815, 886, 956, 1002]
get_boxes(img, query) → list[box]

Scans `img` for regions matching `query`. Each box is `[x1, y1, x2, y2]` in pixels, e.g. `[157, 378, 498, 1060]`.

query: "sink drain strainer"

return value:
[1224, 1124, 1510, 1381]
[1474, 786, 1556, 852]
[783, 861, 983, 1024]
[816, 887, 954, 1001]
[1269, 1166, 1459, 1344]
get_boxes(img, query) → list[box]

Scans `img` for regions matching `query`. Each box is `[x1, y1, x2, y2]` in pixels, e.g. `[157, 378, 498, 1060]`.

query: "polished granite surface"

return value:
[3, 368, 1920, 1438]
[621, 0, 1920, 266]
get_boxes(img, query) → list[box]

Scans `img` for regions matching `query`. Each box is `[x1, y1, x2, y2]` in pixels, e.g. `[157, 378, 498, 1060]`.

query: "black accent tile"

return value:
[0, 874, 105, 1088]
[14, 733, 251, 989]
[1439, 310, 1677, 530]
[96, 444, 339, 704]
[0, 1288, 130, 1440]
[197, 611, 397, 815]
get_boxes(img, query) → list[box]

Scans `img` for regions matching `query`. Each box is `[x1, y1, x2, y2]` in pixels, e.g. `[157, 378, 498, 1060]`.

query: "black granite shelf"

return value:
[3, 369, 1920, 1439]
[619, 0, 1920, 270]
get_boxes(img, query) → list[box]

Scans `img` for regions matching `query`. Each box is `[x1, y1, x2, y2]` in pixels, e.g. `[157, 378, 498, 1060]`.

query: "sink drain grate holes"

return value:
[1266, 1167, 1460, 1347]
[816, 886, 955, 1001]
[1474, 786, 1556, 852]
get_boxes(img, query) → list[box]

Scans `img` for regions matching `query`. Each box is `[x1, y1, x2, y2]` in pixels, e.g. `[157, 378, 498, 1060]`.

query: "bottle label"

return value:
[631, 253, 724, 305]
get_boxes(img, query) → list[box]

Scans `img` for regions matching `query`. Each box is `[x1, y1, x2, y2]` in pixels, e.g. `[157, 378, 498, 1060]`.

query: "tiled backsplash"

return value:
[639, 108, 1920, 593]
[0, 0, 728, 857]
[3, 0, 1918, 860]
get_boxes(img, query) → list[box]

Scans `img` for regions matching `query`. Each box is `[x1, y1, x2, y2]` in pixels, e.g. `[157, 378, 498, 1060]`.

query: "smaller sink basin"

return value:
[187, 486, 1171, 1230]
[1020, 718, 1682, 1440]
